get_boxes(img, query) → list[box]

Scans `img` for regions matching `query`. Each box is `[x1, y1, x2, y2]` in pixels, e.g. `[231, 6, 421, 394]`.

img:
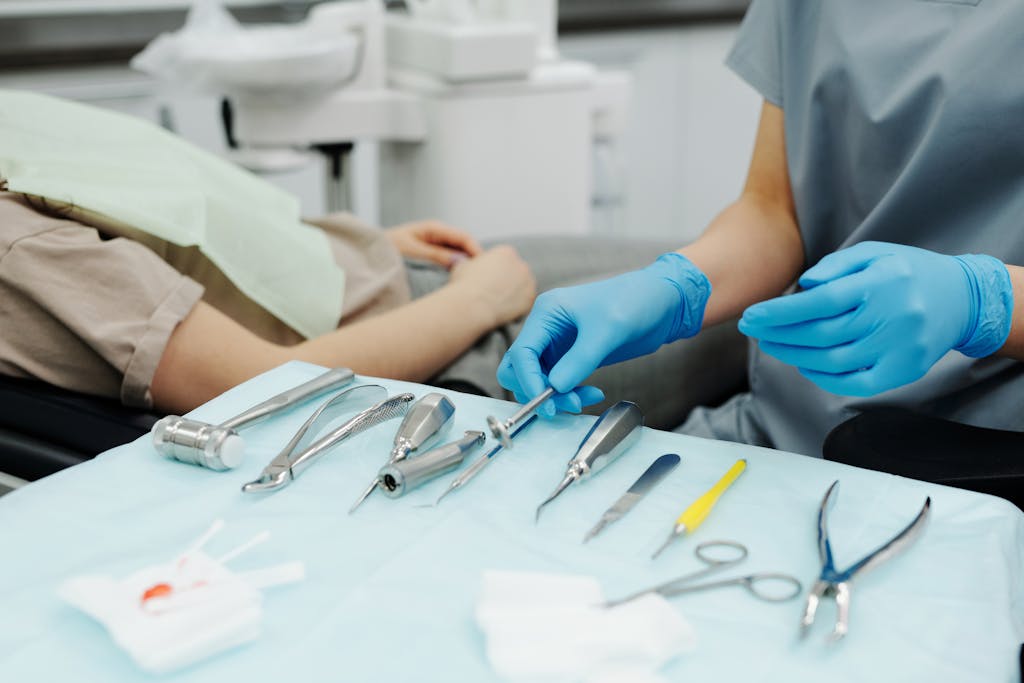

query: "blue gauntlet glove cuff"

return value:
[646, 252, 712, 343]
[954, 254, 1014, 358]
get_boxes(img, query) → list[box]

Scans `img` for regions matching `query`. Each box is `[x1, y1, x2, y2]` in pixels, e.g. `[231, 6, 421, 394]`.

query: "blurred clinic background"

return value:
[0, 0, 757, 242]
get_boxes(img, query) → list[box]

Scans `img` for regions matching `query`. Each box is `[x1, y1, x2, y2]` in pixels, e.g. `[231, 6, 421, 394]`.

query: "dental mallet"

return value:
[486, 387, 556, 448]
[152, 367, 355, 471]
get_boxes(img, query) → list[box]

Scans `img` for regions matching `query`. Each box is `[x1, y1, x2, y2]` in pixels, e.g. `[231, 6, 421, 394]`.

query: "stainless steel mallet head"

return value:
[151, 368, 354, 471]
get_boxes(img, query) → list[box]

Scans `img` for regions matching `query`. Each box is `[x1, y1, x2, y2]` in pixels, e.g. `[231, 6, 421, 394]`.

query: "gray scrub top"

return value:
[717, 0, 1024, 456]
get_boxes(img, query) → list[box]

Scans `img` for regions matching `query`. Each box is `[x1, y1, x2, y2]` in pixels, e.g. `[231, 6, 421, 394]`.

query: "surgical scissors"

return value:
[604, 540, 802, 608]
[799, 480, 931, 642]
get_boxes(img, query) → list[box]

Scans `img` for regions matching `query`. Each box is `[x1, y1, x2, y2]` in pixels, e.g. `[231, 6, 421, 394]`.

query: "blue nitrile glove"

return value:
[738, 241, 1014, 397]
[497, 253, 711, 416]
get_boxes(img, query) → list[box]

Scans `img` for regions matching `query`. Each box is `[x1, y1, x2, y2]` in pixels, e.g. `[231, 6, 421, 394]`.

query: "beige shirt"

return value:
[0, 192, 411, 408]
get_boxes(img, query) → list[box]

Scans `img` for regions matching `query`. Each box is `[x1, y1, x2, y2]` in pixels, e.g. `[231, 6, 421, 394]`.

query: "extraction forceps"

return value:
[604, 540, 802, 608]
[349, 393, 455, 513]
[434, 414, 540, 506]
[535, 401, 644, 522]
[799, 480, 931, 642]
[241, 385, 414, 493]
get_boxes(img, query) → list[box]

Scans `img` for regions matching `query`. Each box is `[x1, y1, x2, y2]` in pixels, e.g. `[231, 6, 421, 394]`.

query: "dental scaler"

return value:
[534, 401, 644, 522]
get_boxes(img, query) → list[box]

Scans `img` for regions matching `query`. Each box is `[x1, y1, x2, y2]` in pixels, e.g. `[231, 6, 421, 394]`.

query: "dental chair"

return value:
[823, 408, 1024, 511]
[0, 375, 161, 482]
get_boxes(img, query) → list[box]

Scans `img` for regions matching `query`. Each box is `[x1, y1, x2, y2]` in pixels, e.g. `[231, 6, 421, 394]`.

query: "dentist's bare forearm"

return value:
[996, 264, 1024, 360]
[679, 99, 804, 328]
[680, 197, 803, 327]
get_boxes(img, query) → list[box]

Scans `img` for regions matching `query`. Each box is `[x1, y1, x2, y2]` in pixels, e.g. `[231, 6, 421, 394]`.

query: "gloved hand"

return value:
[497, 253, 711, 415]
[738, 241, 1014, 397]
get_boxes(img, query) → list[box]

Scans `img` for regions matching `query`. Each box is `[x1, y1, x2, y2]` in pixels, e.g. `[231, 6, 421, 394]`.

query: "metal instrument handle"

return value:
[506, 387, 555, 429]
[380, 430, 485, 497]
[412, 430, 484, 469]
[389, 393, 456, 462]
[278, 385, 387, 465]
[221, 368, 356, 430]
[608, 540, 801, 607]
[569, 401, 644, 478]
[658, 572, 803, 603]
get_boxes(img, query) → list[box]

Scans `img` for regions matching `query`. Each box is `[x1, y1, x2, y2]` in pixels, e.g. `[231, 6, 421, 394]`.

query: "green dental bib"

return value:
[0, 89, 344, 339]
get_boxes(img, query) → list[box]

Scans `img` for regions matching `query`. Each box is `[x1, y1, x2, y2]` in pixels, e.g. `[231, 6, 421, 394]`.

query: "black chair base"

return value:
[0, 375, 162, 481]
[823, 408, 1024, 511]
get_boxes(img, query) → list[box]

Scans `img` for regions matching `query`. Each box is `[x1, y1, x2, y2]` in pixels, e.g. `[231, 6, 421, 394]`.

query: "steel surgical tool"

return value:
[652, 458, 747, 559]
[152, 367, 355, 471]
[487, 387, 555, 448]
[535, 401, 644, 523]
[800, 480, 931, 642]
[378, 430, 486, 499]
[583, 453, 680, 543]
[435, 414, 539, 506]
[605, 540, 802, 609]
[349, 392, 456, 513]
[241, 386, 414, 493]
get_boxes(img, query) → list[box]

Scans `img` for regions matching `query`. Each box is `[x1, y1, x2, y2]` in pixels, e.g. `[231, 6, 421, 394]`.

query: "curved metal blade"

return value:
[582, 453, 680, 543]
[535, 474, 575, 523]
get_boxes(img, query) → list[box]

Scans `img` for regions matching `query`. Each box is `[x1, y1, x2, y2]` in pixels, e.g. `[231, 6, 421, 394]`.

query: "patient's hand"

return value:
[386, 220, 483, 267]
[449, 245, 537, 327]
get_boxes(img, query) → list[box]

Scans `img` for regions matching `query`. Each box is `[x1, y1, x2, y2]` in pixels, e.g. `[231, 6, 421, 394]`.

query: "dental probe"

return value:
[486, 387, 555, 449]
[652, 458, 747, 559]
[434, 414, 540, 506]
[534, 401, 644, 523]
[349, 393, 455, 513]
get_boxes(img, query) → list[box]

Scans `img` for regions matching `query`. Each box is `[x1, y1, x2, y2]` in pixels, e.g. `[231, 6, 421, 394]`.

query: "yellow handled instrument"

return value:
[652, 459, 747, 559]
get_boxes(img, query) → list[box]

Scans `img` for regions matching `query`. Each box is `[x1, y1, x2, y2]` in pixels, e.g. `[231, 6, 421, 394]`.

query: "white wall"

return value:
[561, 23, 761, 242]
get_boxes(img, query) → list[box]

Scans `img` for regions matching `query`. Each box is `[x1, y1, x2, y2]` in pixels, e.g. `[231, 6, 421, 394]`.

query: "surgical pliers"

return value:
[799, 480, 931, 642]
[242, 385, 413, 493]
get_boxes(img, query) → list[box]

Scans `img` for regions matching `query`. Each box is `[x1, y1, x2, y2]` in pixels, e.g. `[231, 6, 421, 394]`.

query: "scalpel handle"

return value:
[676, 459, 747, 533]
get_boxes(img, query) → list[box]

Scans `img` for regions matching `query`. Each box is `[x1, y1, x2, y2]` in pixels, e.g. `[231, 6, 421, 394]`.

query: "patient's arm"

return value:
[150, 245, 535, 413]
[385, 219, 483, 266]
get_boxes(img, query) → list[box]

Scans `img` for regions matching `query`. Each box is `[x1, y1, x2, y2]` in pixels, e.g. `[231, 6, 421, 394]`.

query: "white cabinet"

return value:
[0, 20, 762, 240]
[561, 24, 761, 242]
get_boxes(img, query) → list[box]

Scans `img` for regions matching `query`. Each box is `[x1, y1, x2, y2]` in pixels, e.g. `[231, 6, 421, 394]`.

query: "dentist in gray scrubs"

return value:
[498, 0, 1024, 456]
